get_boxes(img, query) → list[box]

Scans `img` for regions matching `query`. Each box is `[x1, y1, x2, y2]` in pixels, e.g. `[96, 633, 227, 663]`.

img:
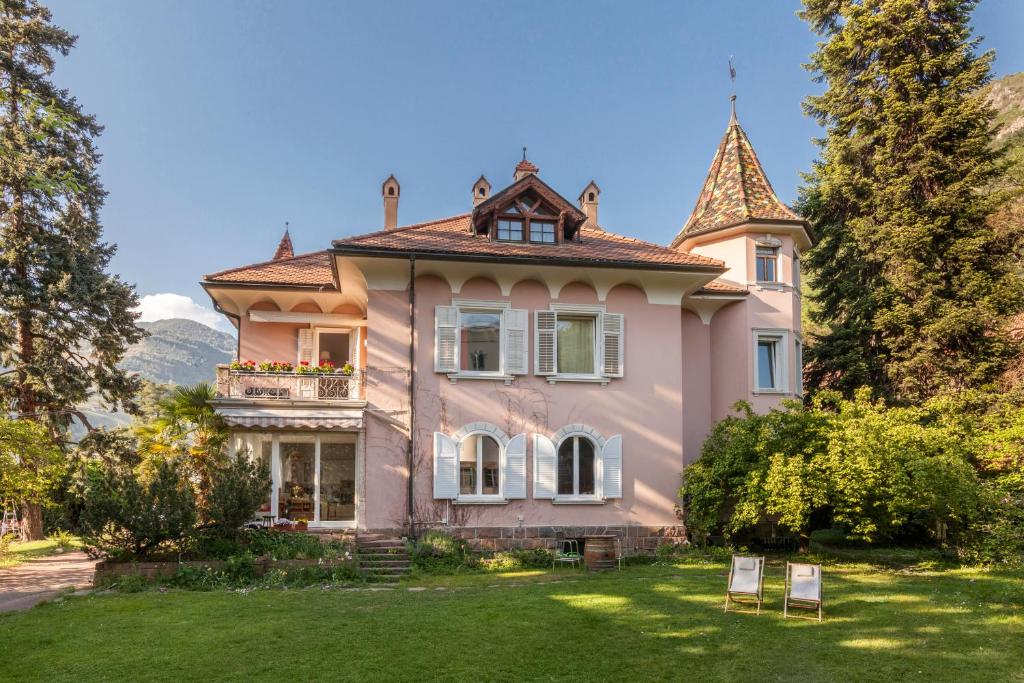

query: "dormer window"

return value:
[530, 221, 556, 244]
[497, 218, 523, 241]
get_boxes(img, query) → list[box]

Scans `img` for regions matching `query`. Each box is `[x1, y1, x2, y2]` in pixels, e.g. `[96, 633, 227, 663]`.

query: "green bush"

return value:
[79, 458, 196, 560]
[409, 531, 478, 573]
[483, 548, 554, 571]
[204, 454, 270, 539]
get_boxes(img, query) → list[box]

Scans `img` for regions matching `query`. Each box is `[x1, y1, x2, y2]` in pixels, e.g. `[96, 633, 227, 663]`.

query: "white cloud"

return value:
[135, 293, 234, 333]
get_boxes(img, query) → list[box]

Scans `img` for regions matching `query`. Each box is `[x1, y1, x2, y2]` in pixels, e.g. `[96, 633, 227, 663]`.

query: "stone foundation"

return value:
[373, 524, 688, 554]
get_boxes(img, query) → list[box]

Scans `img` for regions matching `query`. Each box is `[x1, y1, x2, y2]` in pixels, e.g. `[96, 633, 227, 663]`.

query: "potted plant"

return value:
[317, 360, 335, 373]
[296, 360, 314, 374]
[230, 359, 257, 372]
[295, 517, 309, 531]
[340, 362, 355, 376]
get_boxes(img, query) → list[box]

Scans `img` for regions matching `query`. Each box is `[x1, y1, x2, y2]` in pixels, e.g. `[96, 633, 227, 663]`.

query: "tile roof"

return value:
[333, 214, 724, 270]
[272, 229, 294, 261]
[203, 250, 335, 288]
[694, 279, 748, 295]
[670, 109, 802, 247]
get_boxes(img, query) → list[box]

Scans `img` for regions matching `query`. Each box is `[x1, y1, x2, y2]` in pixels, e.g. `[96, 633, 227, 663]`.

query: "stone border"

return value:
[368, 525, 687, 554]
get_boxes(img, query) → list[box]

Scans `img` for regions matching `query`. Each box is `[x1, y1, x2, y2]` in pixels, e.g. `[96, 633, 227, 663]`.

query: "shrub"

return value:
[204, 454, 270, 539]
[409, 531, 477, 573]
[46, 530, 77, 551]
[484, 548, 554, 571]
[79, 458, 196, 560]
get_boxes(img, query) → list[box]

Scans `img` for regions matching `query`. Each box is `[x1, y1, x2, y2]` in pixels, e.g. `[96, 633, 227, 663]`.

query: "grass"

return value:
[0, 560, 1021, 682]
[0, 535, 82, 569]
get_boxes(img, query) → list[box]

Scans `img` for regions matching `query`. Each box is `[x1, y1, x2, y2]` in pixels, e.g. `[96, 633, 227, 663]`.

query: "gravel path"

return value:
[0, 551, 97, 612]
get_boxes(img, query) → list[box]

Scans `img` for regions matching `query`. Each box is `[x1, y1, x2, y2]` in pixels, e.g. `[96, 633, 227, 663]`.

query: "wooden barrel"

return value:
[583, 535, 617, 571]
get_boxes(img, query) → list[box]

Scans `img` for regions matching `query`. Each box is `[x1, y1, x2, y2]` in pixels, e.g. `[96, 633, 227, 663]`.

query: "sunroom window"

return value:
[557, 436, 596, 497]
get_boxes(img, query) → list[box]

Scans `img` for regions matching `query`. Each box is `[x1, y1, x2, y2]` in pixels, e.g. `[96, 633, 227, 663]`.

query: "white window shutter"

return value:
[503, 308, 529, 375]
[601, 313, 624, 378]
[504, 433, 527, 499]
[535, 310, 557, 375]
[433, 432, 459, 499]
[602, 435, 623, 499]
[435, 306, 459, 373]
[349, 327, 361, 370]
[533, 434, 556, 499]
[297, 328, 314, 366]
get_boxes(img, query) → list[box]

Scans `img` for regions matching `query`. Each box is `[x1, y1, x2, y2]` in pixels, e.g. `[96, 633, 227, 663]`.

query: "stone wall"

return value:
[367, 524, 688, 554]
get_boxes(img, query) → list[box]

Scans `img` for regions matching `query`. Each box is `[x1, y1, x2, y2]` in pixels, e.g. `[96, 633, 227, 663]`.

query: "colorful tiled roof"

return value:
[670, 108, 802, 247]
[272, 229, 294, 261]
[514, 158, 539, 176]
[203, 250, 335, 287]
[333, 214, 724, 270]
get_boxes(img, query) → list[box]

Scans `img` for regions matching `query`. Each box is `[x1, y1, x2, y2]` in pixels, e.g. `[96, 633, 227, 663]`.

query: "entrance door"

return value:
[319, 438, 356, 522]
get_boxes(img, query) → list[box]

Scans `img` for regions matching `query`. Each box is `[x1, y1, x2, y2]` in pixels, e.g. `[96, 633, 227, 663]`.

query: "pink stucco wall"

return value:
[358, 275, 688, 530]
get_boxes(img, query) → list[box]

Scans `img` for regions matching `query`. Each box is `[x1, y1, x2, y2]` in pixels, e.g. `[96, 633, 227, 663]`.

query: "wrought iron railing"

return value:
[215, 366, 364, 401]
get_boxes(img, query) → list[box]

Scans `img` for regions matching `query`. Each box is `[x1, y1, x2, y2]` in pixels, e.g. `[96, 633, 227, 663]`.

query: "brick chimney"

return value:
[472, 175, 491, 207]
[514, 148, 539, 181]
[578, 181, 601, 230]
[382, 174, 400, 230]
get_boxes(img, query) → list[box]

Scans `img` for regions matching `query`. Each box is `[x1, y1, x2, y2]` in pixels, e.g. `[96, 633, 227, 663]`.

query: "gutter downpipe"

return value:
[407, 255, 416, 538]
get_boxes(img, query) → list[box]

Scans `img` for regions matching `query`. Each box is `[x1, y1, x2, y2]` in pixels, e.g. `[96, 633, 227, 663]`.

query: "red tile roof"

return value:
[514, 158, 539, 175]
[272, 229, 294, 261]
[333, 214, 724, 270]
[203, 250, 335, 288]
[695, 279, 748, 295]
[670, 113, 802, 247]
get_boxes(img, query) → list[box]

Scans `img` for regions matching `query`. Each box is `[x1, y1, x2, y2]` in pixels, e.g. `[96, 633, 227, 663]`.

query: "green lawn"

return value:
[0, 536, 82, 568]
[0, 561, 1021, 682]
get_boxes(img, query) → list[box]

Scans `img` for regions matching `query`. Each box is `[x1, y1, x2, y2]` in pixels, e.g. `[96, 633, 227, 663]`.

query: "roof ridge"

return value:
[334, 213, 472, 245]
[204, 249, 328, 280]
[732, 123, 753, 217]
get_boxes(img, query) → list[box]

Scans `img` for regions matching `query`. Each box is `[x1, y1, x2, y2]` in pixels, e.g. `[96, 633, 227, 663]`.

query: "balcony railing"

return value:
[215, 366, 364, 402]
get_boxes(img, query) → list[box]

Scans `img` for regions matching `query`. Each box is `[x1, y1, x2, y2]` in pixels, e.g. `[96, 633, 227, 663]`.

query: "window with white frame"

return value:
[434, 303, 528, 378]
[557, 436, 596, 497]
[459, 433, 501, 496]
[496, 218, 523, 242]
[535, 308, 623, 381]
[432, 424, 528, 502]
[756, 245, 779, 282]
[795, 338, 804, 395]
[753, 331, 787, 393]
[533, 427, 623, 502]
[530, 220, 556, 244]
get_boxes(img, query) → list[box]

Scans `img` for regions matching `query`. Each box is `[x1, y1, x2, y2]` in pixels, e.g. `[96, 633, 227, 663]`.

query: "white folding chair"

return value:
[785, 562, 823, 621]
[725, 555, 765, 614]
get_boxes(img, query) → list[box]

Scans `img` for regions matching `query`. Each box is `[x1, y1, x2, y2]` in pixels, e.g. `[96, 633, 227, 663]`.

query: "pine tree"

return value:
[0, 1, 143, 537]
[799, 0, 1024, 401]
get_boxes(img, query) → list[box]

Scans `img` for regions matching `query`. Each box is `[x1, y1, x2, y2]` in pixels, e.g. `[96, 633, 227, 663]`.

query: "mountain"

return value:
[985, 71, 1024, 150]
[121, 318, 236, 386]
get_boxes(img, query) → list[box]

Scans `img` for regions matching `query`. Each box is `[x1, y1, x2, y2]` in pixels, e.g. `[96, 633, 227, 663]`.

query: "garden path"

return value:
[0, 551, 96, 612]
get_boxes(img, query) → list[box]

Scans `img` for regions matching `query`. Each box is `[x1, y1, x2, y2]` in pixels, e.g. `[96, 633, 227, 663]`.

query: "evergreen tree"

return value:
[799, 0, 1024, 401]
[0, 1, 143, 537]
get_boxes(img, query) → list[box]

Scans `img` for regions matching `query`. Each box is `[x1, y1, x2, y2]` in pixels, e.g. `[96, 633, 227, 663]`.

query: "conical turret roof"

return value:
[671, 102, 801, 248]
[273, 228, 294, 261]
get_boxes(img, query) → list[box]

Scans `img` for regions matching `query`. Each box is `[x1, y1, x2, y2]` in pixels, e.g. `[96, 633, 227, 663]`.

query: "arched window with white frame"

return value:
[534, 425, 623, 502]
[433, 422, 527, 502]
[557, 435, 597, 497]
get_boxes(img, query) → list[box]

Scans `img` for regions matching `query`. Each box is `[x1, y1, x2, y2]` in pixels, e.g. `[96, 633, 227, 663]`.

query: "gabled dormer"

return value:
[470, 156, 587, 244]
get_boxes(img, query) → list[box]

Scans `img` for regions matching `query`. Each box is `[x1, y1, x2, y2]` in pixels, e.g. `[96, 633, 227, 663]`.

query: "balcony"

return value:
[215, 365, 365, 403]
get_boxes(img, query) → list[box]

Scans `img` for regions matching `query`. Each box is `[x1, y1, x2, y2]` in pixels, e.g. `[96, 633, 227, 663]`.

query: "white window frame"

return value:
[451, 299, 510, 380]
[451, 422, 510, 504]
[551, 424, 606, 504]
[313, 327, 353, 368]
[795, 336, 804, 396]
[231, 431, 361, 529]
[753, 329, 790, 395]
[755, 245, 780, 284]
[549, 303, 603, 383]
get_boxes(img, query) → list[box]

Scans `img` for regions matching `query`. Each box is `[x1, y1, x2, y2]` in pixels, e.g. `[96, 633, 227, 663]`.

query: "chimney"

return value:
[578, 181, 601, 230]
[513, 148, 539, 181]
[382, 174, 400, 230]
[472, 175, 491, 207]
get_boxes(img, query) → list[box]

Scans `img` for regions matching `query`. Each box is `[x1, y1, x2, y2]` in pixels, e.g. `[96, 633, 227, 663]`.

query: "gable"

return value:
[471, 174, 587, 243]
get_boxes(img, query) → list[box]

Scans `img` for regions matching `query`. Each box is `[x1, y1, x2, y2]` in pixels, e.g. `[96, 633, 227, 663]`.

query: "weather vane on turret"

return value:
[728, 56, 737, 122]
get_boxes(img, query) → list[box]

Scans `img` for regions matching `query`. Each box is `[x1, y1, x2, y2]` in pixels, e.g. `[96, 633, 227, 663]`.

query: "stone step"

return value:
[359, 557, 410, 564]
[358, 549, 409, 556]
[362, 566, 409, 575]
[357, 540, 406, 548]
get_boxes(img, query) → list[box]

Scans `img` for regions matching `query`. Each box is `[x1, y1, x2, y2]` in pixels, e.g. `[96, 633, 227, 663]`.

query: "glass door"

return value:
[319, 438, 356, 522]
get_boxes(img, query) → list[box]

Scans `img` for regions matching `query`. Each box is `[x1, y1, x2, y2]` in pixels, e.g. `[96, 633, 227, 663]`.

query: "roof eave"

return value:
[331, 245, 726, 274]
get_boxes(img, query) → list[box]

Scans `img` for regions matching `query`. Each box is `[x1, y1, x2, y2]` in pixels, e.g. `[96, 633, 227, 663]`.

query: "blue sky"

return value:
[46, 0, 1024, 332]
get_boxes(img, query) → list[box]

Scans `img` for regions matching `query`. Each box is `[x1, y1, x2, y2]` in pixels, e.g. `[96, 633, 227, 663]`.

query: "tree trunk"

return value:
[20, 502, 44, 541]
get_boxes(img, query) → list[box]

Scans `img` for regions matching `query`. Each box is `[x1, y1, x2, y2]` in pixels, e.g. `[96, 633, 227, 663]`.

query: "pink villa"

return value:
[201, 104, 812, 552]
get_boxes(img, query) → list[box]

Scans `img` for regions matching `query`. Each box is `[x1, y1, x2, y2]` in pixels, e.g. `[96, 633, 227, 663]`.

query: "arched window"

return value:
[459, 433, 501, 496]
[388, 186, 395, 196]
[478, 187, 486, 196]
[557, 436, 596, 496]
[588, 192, 595, 202]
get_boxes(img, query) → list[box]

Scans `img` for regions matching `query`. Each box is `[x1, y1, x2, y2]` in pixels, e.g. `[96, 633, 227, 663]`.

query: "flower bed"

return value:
[230, 359, 355, 375]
